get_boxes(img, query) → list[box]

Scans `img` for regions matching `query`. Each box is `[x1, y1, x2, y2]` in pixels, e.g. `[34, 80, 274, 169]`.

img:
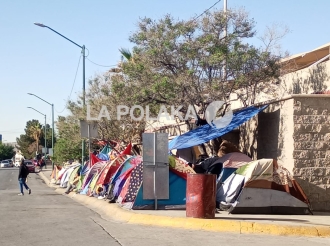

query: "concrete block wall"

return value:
[238, 99, 295, 172]
[238, 95, 330, 211]
[292, 95, 330, 211]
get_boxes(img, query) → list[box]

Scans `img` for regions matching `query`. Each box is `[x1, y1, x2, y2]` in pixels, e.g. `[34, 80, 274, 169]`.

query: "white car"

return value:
[0, 160, 10, 168]
[15, 161, 21, 167]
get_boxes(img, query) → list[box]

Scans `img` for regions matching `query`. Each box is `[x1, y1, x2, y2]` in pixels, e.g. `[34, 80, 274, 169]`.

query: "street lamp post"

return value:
[28, 93, 54, 170]
[34, 22, 86, 166]
[27, 107, 47, 157]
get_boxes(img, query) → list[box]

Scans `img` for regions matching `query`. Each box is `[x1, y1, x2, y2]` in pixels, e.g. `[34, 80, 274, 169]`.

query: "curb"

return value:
[37, 172, 330, 238]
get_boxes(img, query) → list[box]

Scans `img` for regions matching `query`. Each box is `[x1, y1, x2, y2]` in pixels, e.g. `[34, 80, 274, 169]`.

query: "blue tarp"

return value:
[98, 145, 112, 160]
[218, 167, 237, 183]
[169, 105, 268, 150]
[132, 170, 187, 209]
[100, 145, 111, 155]
[97, 153, 109, 161]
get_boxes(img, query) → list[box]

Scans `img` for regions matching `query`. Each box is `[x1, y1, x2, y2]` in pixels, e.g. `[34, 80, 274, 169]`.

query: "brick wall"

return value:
[292, 96, 330, 211]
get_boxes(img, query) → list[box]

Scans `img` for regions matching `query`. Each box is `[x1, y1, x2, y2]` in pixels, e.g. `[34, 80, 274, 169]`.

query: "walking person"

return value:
[18, 159, 31, 196]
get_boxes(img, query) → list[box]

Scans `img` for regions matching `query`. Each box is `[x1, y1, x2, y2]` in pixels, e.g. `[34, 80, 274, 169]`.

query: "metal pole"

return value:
[82, 45, 86, 106]
[44, 114, 47, 157]
[27, 93, 55, 170]
[88, 123, 91, 167]
[33, 23, 86, 170]
[224, 0, 227, 10]
[223, 0, 227, 80]
[82, 45, 86, 169]
[51, 104, 54, 170]
[224, 0, 227, 36]
[154, 133, 157, 210]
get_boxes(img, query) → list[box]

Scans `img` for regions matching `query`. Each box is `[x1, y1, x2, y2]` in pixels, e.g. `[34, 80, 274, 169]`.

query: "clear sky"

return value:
[0, 0, 329, 143]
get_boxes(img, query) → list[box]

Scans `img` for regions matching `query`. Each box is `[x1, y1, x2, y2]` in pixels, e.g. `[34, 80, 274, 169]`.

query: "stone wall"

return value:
[292, 95, 330, 211]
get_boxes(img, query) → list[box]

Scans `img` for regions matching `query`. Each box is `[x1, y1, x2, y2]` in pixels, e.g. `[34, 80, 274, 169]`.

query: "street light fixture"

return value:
[28, 93, 54, 170]
[33, 23, 86, 105]
[27, 107, 47, 157]
[34, 22, 86, 166]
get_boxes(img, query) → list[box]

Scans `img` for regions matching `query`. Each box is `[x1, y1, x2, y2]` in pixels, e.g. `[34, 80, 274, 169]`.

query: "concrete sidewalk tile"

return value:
[37, 171, 330, 238]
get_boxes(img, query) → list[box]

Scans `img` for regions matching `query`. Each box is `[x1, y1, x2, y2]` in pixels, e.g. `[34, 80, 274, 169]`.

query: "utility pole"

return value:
[34, 23, 86, 167]
[224, 0, 227, 37]
[223, 0, 227, 81]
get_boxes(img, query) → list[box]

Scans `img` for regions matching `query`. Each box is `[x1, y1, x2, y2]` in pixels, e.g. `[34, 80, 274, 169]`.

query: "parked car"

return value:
[7, 159, 13, 167]
[1, 160, 10, 168]
[24, 160, 35, 173]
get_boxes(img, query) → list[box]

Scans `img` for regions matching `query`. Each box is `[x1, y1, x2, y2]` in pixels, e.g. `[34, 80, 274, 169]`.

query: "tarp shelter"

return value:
[120, 163, 190, 210]
[56, 167, 67, 185]
[81, 161, 107, 189]
[67, 166, 81, 187]
[218, 152, 252, 168]
[168, 156, 196, 180]
[110, 156, 142, 183]
[169, 105, 268, 150]
[121, 142, 132, 155]
[98, 145, 112, 161]
[119, 158, 196, 210]
[60, 164, 80, 188]
[96, 157, 124, 186]
[90, 154, 101, 166]
[216, 152, 252, 187]
[50, 165, 62, 183]
[112, 156, 142, 193]
[81, 154, 101, 175]
[176, 146, 201, 164]
[216, 159, 312, 215]
[101, 144, 111, 154]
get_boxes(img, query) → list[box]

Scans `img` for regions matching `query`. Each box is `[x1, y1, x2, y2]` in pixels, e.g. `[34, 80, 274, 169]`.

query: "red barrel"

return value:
[186, 174, 216, 219]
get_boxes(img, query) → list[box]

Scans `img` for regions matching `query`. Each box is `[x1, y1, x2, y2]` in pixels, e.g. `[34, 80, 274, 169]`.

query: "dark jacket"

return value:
[18, 164, 29, 179]
[194, 157, 223, 177]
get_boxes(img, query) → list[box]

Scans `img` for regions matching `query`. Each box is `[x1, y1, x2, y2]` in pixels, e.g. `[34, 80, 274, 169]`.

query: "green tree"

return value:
[28, 122, 42, 153]
[53, 115, 85, 164]
[16, 119, 43, 159]
[40, 123, 56, 149]
[0, 142, 15, 160]
[119, 10, 282, 113]
[59, 8, 286, 147]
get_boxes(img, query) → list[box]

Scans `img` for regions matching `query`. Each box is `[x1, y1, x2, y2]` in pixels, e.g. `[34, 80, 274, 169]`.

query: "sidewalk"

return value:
[38, 170, 330, 238]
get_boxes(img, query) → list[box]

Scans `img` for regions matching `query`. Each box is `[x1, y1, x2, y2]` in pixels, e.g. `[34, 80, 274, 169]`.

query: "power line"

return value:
[56, 54, 82, 114]
[86, 57, 117, 68]
[192, 0, 222, 22]
[85, 47, 117, 67]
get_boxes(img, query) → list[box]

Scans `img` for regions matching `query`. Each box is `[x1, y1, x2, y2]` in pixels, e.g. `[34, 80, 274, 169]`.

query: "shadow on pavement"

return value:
[213, 217, 309, 223]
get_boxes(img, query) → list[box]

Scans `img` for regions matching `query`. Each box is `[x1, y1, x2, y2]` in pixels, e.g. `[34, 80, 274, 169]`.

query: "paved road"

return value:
[1, 168, 330, 246]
